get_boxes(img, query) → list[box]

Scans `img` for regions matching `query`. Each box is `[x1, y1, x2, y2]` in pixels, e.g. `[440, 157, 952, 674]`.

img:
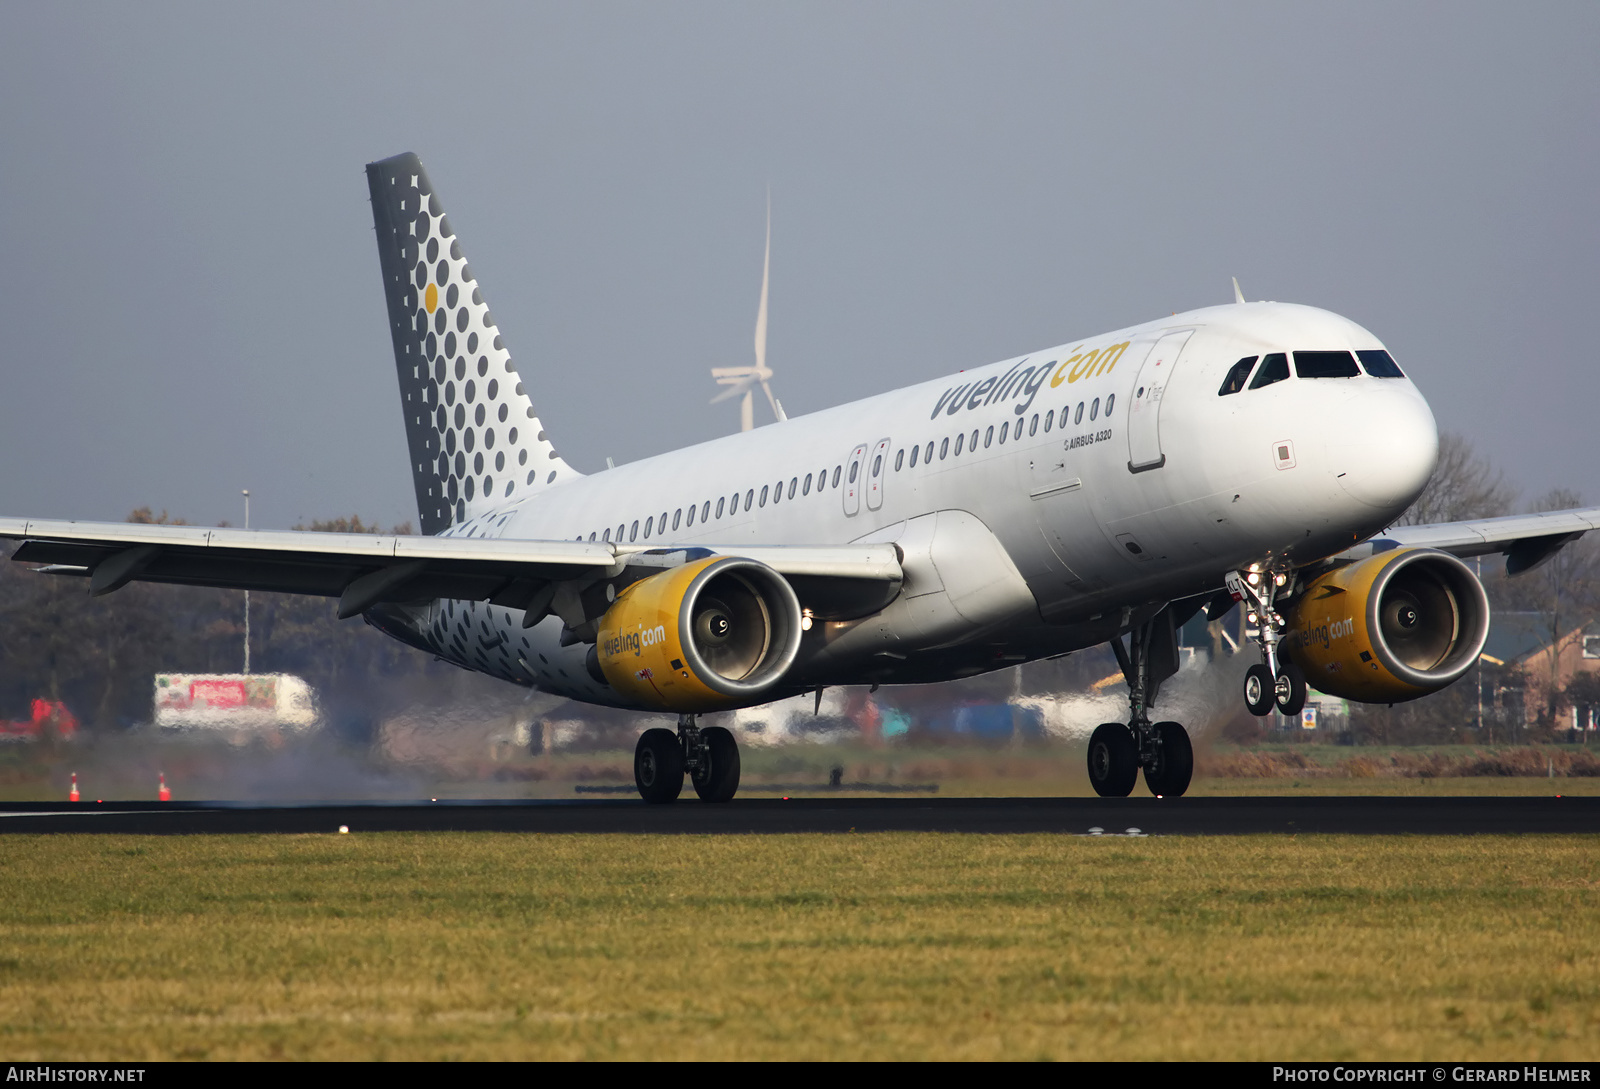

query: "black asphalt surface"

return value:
[0, 796, 1594, 834]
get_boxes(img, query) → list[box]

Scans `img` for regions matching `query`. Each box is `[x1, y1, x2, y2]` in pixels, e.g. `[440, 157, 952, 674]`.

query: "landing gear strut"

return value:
[1089, 609, 1194, 798]
[1227, 566, 1307, 717]
[633, 714, 742, 804]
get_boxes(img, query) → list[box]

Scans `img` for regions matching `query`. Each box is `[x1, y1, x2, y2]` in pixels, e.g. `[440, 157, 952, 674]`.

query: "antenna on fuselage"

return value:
[711, 191, 787, 432]
[1232, 277, 1247, 304]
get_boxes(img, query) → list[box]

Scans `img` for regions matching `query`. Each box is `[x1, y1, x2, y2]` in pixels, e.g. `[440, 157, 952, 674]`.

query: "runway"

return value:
[0, 796, 1594, 835]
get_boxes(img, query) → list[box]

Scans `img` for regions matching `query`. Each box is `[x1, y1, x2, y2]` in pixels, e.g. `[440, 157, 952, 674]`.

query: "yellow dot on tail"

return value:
[425, 283, 438, 313]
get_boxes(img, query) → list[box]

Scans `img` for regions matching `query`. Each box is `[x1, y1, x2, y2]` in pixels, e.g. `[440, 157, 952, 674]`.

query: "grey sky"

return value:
[1, 2, 1595, 531]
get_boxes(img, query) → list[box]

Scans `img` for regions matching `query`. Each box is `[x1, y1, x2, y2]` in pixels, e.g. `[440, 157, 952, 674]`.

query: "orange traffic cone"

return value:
[158, 773, 171, 802]
[69, 773, 79, 803]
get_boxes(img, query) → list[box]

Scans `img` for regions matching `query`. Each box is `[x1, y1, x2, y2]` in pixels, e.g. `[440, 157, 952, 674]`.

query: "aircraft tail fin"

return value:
[365, 153, 579, 535]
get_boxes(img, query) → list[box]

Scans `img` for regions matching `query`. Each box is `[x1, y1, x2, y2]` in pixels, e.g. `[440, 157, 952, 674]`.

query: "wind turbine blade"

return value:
[710, 375, 758, 405]
[761, 380, 786, 422]
[753, 191, 770, 374]
[1232, 276, 1246, 304]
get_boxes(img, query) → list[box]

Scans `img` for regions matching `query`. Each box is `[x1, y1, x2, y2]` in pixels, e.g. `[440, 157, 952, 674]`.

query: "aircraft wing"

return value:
[1336, 507, 1600, 575]
[0, 518, 902, 619]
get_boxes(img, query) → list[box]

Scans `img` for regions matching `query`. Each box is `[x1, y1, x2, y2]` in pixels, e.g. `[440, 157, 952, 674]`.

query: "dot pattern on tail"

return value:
[366, 153, 577, 535]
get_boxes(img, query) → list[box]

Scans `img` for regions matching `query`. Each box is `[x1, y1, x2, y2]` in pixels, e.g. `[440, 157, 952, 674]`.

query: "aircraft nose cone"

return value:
[1332, 389, 1438, 512]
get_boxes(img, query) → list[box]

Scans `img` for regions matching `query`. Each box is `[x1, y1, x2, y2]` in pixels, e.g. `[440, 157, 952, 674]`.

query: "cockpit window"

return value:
[1294, 350, 1360, 378]
[1249, 352, 1290, 389]
[1218, 356, 1258, 396]
[1357, 349, 1405, 378]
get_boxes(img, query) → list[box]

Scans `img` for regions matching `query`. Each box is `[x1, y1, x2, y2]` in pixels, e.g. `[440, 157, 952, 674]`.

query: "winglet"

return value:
[1232, 277, 1246, 304]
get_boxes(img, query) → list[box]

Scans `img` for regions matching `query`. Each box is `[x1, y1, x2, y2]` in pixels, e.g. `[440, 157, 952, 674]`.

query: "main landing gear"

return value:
[1227, 566, 1307, 719]
[634, 714, 741, 804]
[1089, 607, 1194, 798]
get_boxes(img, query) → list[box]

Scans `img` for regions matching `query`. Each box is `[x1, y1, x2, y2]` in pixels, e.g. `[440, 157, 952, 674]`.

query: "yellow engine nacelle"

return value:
[1283, 547, 1490, 704]
[595, 556, 804, 713]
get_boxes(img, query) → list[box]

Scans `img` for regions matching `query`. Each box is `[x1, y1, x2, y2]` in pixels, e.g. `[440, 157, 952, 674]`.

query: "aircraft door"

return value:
[842, 443, 868, 516]
[1126, 330, 1194, 473]
[865, 438, 891, 511]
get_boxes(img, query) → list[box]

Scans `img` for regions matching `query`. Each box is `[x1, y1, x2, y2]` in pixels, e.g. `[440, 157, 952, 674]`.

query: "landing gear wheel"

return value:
[1243, 664, 1275, 717]
[1275, 662, 1308, 717]
[691, 726, 741, 803]
[1144, 721, 1193, 797]
[634, 728, 684, 804]
[1087, 722, 1139, 798]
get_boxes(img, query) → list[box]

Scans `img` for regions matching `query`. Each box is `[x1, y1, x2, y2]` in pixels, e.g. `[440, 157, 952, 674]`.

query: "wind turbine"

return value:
[711, 195, 787, 431]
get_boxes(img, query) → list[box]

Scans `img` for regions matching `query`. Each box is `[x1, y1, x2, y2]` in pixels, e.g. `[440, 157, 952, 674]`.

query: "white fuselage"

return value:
[389, 301, 1437, 708]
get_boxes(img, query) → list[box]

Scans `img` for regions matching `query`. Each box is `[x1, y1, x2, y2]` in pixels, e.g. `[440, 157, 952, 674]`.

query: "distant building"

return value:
[1480, 612, 1600, 733]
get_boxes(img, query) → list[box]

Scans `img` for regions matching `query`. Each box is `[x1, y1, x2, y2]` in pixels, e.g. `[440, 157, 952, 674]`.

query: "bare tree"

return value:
[1395, 431, 1517, 526]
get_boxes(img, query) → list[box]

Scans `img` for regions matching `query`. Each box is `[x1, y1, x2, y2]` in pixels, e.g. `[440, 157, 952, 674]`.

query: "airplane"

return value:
[5, 151, 1598, 803]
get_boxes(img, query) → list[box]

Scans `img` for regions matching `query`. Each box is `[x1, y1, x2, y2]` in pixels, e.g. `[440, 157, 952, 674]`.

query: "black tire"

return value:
[1144, 721, 1193, 797]
[1243, 664, 1275, 716]
[1087, 722, 1138, 797]
[634, 728, 684, 804]
[1275, 662, 1308, 717]
[691, 726, 741, 803]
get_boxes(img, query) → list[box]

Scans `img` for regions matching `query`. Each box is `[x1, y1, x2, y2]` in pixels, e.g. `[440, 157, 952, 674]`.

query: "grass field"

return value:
[0, 833, 1594, 1060]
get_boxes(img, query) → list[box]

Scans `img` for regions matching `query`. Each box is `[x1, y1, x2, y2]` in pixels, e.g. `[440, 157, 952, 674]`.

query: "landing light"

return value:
[801, 609, 814, 632]
[1247, 571, 1261, 586]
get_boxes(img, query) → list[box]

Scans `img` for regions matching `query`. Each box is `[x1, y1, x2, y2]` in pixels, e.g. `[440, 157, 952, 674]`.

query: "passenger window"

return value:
[1075, 402, 1084, 425]
[685, 505, 695, 527]
[939, 437, 949, 459]
[1294, 351, 1360, 378]
[955, 433, 965, 456]
[1105, 393, 1115, 417]
[630, 520, 639, 542]
[970, 428, 979, 450]
[603, 528, 611, 542]
[616, 523, 624, 540]
[745, 489, 754, 509]
[909, 445, 919, 467]
[1249, 353, 1290, 389]
[1043, 410, 1054, 432]
[1218, 356, 1258, 395]
[788, 477, 798, 499]
[998, 421, 1008, 444]
[659, 511, 667, 530]
[848, 462, 859, 483]
[644, 516, 653, 538]
[984, 425, 994, 448]
[701, 500, 710, 522]
[1357, 349, 1405, 378]
[803, 473, 813, 494]
[871, 455, 881, 476]
[832, 466, 841, 488]
[759, 485, 769, 507]
[1029, 414, 1039, 437]
[1090, 397, 1100, 421]
[924, 441, 934, 463]
[895, 449, 905, 470]
[716, 497, 725, 518]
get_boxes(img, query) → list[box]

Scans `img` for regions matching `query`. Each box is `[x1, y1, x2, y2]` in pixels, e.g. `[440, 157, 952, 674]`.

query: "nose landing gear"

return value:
[1090, 608, 1194, 798]
[633, 714, 743, 803]
[1227, 566, 1308, 718]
